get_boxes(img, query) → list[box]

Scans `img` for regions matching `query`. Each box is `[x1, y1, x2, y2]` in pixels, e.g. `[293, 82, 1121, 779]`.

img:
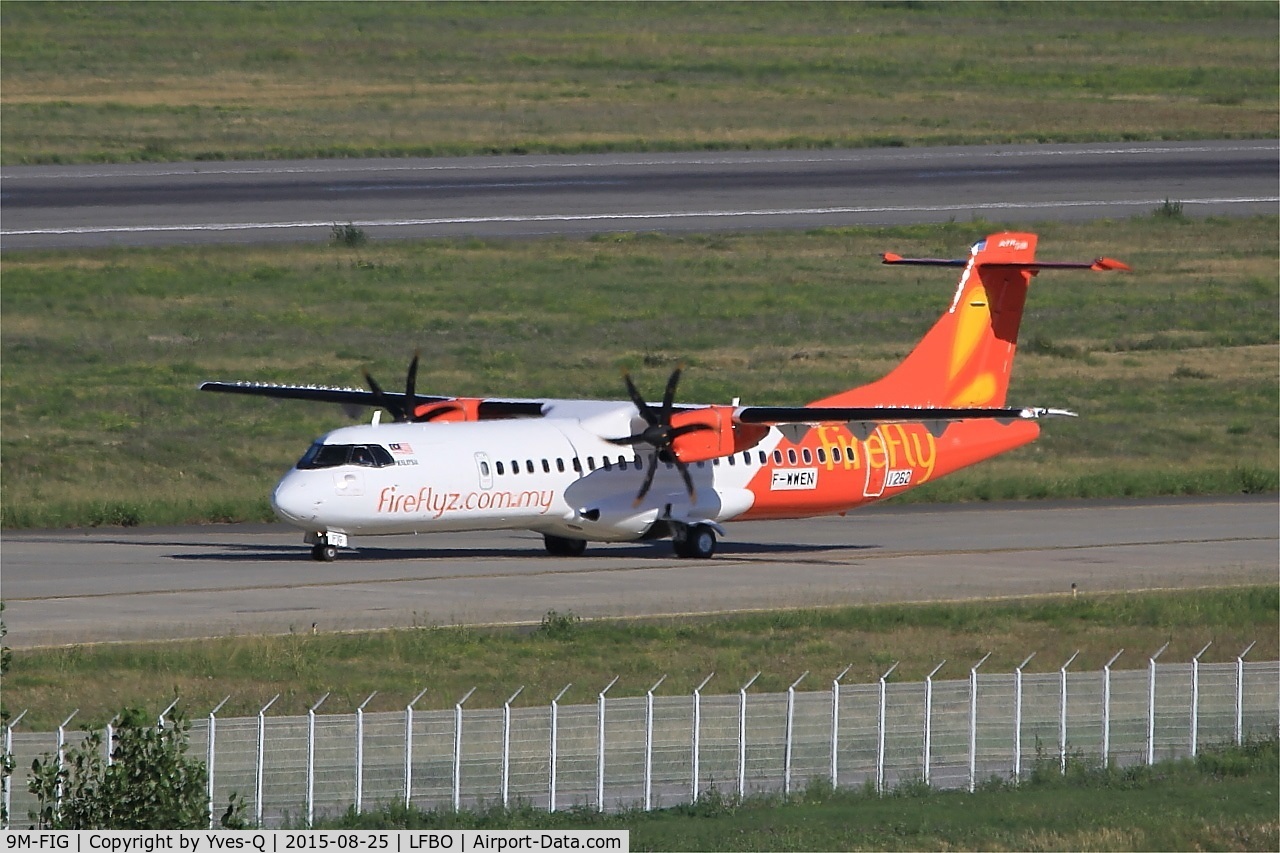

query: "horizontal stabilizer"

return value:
[883, 253, 1131, 272]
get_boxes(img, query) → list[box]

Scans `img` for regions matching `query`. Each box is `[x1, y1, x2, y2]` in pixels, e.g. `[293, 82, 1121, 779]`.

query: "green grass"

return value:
[1, 2, 1276, 164]
[2, 216, 1276, 529]
[3, 586, 1275, 731]
[314, 739, 1279, 850]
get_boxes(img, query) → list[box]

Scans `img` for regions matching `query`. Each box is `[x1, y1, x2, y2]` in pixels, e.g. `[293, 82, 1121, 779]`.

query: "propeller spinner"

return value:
[607, 365, 713, 506]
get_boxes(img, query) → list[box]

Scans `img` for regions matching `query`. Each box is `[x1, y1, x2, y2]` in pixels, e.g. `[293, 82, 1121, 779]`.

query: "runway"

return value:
[3, 495, 1274, 648]
[3, 140, 1276, 249]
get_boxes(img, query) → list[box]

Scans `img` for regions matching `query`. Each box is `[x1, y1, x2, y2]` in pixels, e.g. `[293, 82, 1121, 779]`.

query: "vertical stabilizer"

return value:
[813, 232, 1041, 409]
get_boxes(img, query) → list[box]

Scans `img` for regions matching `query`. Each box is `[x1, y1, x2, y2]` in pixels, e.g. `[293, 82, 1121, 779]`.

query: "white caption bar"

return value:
[2, 832, 629, 853]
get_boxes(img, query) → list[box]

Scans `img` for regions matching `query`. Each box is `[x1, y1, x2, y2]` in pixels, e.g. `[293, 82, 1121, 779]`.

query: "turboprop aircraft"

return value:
[201, 232, 1128, 561]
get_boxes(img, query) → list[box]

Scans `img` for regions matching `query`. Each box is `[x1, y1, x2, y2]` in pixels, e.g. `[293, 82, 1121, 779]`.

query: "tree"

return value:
[28, 707, 244, 829]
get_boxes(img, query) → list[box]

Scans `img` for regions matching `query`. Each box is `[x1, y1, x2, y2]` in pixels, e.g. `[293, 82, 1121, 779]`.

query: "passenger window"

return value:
[511, 460, 520, 475]
[480, 461, 491, 477]
[572, 458, 582, 473]
[713, 458, 720, 467]
[817, 448, 826, 464]
[603, 457, 612, 471]
[787, 449, 797, 465]
[803, 448, 813, 464]
[759, 451, 767, 465]
[556, 458, 565, 473]
[526, 460, 534, 474]
[832, 447, 842, 463]
[587, 457, 596, 471]
[496, 461, 505, 475]
[542, 459, 551, 473]
[743, 452, 752, 465]
[773, 450, 783, 465]
[726, 455, 735, 466]
[618, 457, 628, 471]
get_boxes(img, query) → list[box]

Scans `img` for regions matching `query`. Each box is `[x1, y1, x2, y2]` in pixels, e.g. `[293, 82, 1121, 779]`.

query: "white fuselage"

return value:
[271, 401, 771, 543]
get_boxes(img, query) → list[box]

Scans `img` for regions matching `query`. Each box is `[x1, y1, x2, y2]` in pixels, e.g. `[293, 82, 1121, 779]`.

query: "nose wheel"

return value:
[311, 543, 338, 562]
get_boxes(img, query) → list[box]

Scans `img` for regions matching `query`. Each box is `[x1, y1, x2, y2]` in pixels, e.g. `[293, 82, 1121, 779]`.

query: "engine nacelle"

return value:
[670, 407, 769, 463]
[412, 398, 482, 422]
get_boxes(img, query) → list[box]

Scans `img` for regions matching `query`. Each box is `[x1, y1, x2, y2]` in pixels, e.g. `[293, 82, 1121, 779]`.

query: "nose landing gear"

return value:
[305, 531, 348, 562]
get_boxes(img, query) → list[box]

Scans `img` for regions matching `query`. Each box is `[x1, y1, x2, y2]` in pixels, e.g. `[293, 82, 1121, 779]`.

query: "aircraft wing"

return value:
[198, 381, 546, 420]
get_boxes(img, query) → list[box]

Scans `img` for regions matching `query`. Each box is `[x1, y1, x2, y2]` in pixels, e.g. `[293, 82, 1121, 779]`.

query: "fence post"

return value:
[645, 675, 667, 811]
[549, 684, 572, 813]
[830, 664, 852, 789]
[1236, 641, 1256, 745]
[1013, 653, 1034, 782]
[1147, 642, 1169, 766]
[306, 693, 330, 827]
[783, 672, 808, 796]
[877, 662, 898, 795]
[453, 687, 477, 812]
[207, 696, 230, 829]
[3, 709, 27, 829]
[737, 672, 761, 800]
[354, 692, 376, 816]
[596, 676, 618, 812]
[968, 653, 990, 793]
[105, 714, 118, 767]
[404, 688, 428, 809]
[158, 698, 180, 732]
[1058, 650, 1079, 775]
[1190, 642, 1211, 757]
[924, 660, 946, 787]
[692, 672, 714, 802]
[255, 694, 279, 828]
[1102, 651, 1123, 769]
[502, 686, 524, 810]
[55, 710, 78, 820]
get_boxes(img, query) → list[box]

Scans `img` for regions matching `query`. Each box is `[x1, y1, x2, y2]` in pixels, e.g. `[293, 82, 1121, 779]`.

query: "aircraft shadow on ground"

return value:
[168, 539, 881, 563]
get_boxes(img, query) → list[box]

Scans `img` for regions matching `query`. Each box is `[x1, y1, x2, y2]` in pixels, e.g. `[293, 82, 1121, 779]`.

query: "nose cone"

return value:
[271, 472, 325, 527]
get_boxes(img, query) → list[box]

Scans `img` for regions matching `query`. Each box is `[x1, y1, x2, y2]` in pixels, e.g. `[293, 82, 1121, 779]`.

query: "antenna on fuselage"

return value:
[371, 410, 382, 427]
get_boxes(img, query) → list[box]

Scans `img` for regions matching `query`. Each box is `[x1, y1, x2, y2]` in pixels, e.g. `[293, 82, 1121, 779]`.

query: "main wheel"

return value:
[311, 543, 337, 562]
[675, 525, 716, 559]
[543, 534, 588, 557]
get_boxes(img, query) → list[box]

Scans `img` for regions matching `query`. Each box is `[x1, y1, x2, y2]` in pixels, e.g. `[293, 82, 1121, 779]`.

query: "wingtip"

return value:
[1091, 257, 1132, 272]
[881, 252, 903, 264]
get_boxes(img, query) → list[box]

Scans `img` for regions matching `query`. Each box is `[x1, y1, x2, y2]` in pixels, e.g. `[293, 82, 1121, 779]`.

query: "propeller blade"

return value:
[633, 453, 659, 506]
[674, 458, 698, 505]
[363, 369, 405, 421]
[622, 371, 659, 426]
[606, 434, 648, 447]
[660, 364, 683, 421]
[405, 350, 421, 419]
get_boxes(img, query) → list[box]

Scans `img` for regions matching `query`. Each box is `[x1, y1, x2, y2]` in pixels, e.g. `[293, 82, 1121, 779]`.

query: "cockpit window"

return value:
[296, 442, 396, 469]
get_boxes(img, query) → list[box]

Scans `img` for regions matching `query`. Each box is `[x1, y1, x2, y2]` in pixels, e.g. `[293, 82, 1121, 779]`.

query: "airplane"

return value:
[200, 231, 1129, 562]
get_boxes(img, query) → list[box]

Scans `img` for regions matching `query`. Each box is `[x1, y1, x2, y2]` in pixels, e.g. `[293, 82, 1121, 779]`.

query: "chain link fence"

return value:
[5, 655, 1277, 828]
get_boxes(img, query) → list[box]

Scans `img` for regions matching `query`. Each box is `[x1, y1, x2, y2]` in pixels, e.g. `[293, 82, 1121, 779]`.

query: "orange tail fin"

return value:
[813, 232, 1128, 409]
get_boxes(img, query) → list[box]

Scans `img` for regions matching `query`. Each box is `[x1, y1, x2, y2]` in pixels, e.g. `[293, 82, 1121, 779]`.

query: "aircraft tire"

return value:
[311, 543, 338, 562]
[543, 534, 587, 557]
[675, 525, 716, 559]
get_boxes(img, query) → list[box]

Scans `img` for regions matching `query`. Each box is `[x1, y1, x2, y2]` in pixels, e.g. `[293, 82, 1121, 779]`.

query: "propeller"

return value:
[607, 365, 713, 506]
[363, 350, 422, 422]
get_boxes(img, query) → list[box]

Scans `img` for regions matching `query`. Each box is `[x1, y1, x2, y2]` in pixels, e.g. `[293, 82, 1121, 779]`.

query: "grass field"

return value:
[1, 2, 1276, 164]
[2, 215, 1276, 529]
[316, 738, 1280, 850]
[4, 587, 1275, 731]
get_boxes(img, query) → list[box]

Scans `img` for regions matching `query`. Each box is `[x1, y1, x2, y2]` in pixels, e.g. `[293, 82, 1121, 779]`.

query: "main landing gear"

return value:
[543, 534, 588, 557]
[673, 523, 716, 559]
